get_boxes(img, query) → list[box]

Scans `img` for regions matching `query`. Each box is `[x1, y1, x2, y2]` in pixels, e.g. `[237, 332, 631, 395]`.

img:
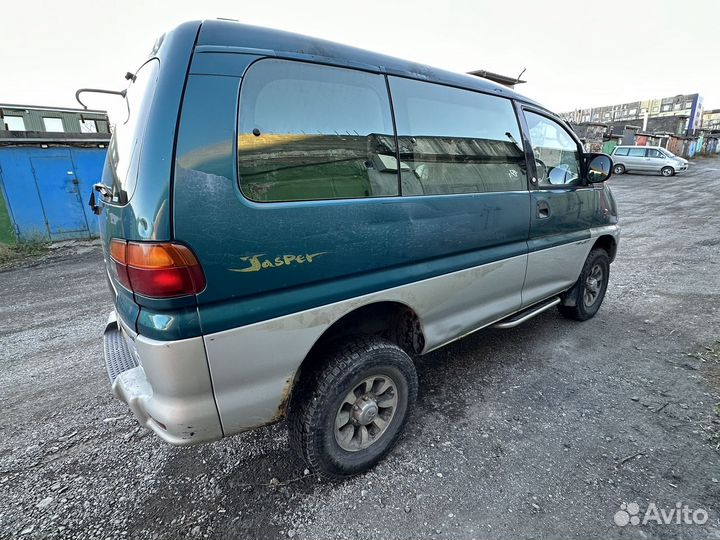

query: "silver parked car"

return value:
[610, 145, 688, 177]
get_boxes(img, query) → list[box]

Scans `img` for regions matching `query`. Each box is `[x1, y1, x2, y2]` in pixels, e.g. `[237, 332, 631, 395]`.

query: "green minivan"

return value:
[94, 19, 619, 479]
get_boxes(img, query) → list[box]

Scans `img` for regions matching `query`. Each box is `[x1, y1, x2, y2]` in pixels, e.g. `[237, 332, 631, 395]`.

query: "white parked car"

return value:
[611, 145, 688, 177]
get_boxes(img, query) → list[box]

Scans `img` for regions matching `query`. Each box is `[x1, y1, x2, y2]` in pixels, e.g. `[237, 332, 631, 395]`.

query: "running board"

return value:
[492, 297, 561, 329]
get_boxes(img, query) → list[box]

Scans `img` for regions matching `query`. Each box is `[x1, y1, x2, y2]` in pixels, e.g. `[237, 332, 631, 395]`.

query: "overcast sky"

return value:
[3, 0, 719, 122]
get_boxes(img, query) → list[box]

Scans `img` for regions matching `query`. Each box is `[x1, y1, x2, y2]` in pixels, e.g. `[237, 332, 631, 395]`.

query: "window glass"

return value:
[43, 117, 64, 132]
[238, 59, 397, 202]
[103, 58, 160, 203]
[3, 115, 26, 131]
[628, 148, 646, 157]
[80, 119, 97, 133]
[614, 147, 629, 156]
[646, 149, 661, 158]
[388, 77, 526, 195]
[524, 111, 581, 186]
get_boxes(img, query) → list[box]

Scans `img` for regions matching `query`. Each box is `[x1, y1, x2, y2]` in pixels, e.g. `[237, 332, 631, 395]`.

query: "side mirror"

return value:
[585, 153, 613, 183]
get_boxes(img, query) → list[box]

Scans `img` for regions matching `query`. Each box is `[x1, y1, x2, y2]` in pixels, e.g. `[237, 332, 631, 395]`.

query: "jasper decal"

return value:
[230, 252, 327, 273]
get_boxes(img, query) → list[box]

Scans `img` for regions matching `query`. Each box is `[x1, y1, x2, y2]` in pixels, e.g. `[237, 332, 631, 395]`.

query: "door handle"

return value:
[537, 201, 550, 219]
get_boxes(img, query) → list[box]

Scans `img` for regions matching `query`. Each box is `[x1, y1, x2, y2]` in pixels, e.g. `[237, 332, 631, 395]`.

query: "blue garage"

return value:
[0, 146, 108, 242]
[0, 103, 111, 243]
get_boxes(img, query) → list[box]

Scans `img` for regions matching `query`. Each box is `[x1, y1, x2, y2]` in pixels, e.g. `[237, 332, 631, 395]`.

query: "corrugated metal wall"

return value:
[0, 146, 107, 242]
[0, 107, 109, 134]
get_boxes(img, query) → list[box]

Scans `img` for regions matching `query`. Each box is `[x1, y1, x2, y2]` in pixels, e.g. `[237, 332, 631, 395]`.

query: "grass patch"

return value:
[0, 240, 51, 267]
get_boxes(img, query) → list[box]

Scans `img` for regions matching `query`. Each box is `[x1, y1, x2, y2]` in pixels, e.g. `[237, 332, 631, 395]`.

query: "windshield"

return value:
[102, 59, 160, 204]
[660, 149, 676, 158]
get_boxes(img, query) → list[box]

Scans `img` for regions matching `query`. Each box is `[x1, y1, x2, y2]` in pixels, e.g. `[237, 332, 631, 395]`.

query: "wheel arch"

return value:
[284, 300, 425, 414]
[593, 234, 618, 263]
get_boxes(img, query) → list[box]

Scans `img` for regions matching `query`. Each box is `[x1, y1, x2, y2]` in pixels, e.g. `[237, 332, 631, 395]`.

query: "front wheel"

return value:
[558, 249, 610, 321]
[661, 166, 675, 177]
[288, 336, 418, 480]
[613, 164, 625, 175]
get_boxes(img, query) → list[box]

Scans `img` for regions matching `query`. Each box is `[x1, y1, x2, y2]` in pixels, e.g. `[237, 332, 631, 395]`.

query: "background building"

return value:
[560, 93, 704, 135]
[0, 104, 110, 244]
[702, 109, 720, 130]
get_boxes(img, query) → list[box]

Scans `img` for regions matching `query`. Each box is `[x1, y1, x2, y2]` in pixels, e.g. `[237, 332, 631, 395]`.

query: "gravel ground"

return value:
[1, 158, 720, 539]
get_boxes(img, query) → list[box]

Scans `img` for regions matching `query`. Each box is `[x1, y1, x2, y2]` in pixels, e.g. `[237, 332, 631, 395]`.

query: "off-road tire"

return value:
[288, 336, 418, 480]
[558, 248, 610, 321]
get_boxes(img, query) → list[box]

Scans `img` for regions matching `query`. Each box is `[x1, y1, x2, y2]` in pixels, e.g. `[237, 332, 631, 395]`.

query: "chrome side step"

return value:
[492, 297, 561, 329]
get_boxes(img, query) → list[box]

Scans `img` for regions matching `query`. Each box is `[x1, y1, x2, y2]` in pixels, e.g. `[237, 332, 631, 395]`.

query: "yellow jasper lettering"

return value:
[230, 252, 327, 273]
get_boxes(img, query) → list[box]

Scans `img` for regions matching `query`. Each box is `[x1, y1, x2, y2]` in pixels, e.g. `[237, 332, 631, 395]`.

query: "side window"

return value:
[628, 148, 646, 157]
[524, 111, 581, 186]
[614, 147, 629, 156]
[3, 115, 26, 131]
[43, 117, 64, 132]
[80, 119, 98, 133]
[237, 59, 397, 202]
[103, 58, 160, 204]
[646, 149, 661, 158]
[388, 76, 527, 195]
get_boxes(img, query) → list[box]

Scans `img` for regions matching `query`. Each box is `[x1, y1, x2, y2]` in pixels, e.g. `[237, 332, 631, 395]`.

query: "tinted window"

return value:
[388, 77, 526, 195]
[103, 58, 160, 204]
[238, 59, 397, 202]
[614, 147, 629, 156]
[524, 112, 581, 186]
[628, 148, 646, 157]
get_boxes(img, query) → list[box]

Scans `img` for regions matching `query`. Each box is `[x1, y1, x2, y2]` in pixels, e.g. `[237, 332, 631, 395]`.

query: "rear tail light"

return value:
[109, 240, 205, 298]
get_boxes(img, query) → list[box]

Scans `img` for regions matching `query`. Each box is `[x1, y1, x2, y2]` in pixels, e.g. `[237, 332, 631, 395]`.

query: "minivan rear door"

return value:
[626, 147, 649, 170]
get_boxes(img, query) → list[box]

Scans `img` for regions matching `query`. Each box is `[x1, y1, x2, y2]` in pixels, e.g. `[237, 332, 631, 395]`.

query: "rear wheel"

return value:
[661, 166, 674, 177]
[289, 336, 418, 480]
[558, 248, 610, 321]
[613, 164, 625, 175]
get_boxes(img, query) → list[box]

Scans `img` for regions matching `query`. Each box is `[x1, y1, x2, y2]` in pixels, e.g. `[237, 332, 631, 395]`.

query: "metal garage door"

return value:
[30, 155, 90, 240]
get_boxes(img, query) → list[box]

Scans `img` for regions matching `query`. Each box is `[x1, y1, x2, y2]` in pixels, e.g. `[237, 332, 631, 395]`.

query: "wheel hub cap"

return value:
[334, 375, 398, 452]
[584, 264, 603, 307]
[353, 397, 379, 425]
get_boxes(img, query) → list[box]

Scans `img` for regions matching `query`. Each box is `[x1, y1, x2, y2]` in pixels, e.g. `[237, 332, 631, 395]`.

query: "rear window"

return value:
[614, 147, 629, 156]
[237, 59, 397, 202]
[102, 59, 160, 204]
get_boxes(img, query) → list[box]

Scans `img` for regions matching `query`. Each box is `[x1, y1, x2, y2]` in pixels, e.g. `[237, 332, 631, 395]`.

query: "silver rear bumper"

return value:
[103, 311, 223, 446]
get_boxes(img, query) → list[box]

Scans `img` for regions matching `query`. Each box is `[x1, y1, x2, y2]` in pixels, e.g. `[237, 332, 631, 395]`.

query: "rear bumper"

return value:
[103, 311, 223, 446]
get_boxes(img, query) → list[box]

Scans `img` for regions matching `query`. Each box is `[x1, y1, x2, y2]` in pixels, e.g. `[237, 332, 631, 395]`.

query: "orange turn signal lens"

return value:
[126, 243, 199, 269]
[110, 238, 127, 264]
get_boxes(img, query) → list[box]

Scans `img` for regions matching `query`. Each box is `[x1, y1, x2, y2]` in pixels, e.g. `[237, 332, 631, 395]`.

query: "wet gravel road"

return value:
[2, 158, 720, 539]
